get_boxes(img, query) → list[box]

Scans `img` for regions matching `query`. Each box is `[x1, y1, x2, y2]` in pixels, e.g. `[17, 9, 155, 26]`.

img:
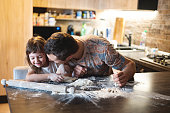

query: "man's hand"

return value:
[73, 65, 87, 77]
[112, 58, 136, 87]
[112, 70, 129, 87]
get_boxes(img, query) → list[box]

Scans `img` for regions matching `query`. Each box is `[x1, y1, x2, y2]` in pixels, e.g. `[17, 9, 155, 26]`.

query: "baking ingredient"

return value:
[69, 79, 93, 87]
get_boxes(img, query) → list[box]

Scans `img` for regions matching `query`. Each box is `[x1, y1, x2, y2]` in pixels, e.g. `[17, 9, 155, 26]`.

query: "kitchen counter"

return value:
[5, 72, 170, 113]
[117, 50, 170, 72]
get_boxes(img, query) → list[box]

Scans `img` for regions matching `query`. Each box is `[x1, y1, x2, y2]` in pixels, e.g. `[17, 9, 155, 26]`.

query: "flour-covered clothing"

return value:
[71, 35, 125, 76]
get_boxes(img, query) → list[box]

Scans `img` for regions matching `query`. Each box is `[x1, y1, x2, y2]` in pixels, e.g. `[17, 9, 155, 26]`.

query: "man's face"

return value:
[47, 54, 65, 64]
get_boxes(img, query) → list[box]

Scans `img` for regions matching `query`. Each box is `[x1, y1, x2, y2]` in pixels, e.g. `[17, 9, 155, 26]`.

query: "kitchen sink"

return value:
[115, 44, 144, 51]
[117, 44, 128, 47]
[112, 43, 145, 51]
[116, 47, 136, 50]
[115, 44, 134, 50]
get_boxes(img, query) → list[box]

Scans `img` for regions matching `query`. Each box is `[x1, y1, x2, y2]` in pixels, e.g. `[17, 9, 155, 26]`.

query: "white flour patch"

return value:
[30, 92, 43, 97]
[69, 79, 94, 87]
[54, 77, 170, 107]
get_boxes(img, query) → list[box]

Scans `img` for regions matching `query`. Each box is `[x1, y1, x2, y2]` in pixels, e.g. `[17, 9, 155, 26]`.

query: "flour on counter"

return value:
[6, 76, 170, 107]
[69, 79, 94, 87]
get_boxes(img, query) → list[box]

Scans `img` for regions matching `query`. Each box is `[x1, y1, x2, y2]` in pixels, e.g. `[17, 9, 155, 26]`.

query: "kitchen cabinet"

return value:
[65, 0, 98, 10]
[33, 0, 98, 10]
[33, 0, 138, 10]
[122, 0, 138, 10]
[33, 0, 66, 8]
[135, 62, 158, 72]
[0, 0, 32, 96]
[33, 0, 158, 10]
[98, 0, 138, 10]
[138, 0, 158, 10]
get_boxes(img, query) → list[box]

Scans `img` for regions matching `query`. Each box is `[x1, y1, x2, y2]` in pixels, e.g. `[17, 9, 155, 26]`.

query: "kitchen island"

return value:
[5, 72, 170, 113]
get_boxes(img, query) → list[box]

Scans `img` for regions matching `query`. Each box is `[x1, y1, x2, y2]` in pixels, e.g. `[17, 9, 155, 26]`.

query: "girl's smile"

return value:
[29, 52, 48, 67]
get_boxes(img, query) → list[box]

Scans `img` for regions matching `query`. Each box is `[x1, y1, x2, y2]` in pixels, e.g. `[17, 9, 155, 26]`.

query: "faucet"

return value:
[125, 34, 132, 46]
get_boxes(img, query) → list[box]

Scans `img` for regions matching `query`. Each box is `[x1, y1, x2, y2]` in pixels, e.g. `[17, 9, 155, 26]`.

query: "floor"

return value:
[0, 103, 10, 113]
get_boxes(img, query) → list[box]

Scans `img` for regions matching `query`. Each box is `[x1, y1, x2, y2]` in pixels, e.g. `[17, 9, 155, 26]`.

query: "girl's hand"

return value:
[48, 74, 64, 82]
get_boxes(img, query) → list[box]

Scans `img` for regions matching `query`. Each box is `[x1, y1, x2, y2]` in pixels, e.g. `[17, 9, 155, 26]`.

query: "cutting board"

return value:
[113, 17, 125, 44]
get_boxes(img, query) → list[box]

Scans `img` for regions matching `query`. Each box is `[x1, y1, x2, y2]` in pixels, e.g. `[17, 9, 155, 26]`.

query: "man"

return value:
[44, 32, 136, 87]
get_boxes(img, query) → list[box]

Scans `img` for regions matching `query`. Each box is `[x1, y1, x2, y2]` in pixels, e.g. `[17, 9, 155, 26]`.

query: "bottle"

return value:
[106, 27, 111, 40]
[53, 11, 57, 19]
[44, 12, 49, 26]
[81, 23, 86, 36]
[140, 30, 147, 47]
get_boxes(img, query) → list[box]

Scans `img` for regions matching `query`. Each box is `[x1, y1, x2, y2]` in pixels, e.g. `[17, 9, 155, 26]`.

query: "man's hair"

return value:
[44, 32, 79, 61]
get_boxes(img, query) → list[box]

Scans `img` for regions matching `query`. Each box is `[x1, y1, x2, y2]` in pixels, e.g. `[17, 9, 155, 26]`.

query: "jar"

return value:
[48, 17, 56, 26]
[82, 11, 87, 19]
[76, 11, 82, 19]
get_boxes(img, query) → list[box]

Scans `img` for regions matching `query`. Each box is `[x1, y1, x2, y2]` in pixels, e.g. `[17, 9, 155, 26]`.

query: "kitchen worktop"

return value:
[5, 72, 170, 113]
[117, 50, 170, 71]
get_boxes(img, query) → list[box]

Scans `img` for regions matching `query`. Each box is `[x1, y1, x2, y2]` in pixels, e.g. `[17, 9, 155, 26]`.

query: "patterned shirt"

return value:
[72, 35, 125, 76]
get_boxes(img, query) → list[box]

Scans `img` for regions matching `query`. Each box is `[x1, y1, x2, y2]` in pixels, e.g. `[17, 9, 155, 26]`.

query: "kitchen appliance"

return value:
[146, 54, 170, 66]
[33, 26, 61, 40]
[140, 54, 170, 68]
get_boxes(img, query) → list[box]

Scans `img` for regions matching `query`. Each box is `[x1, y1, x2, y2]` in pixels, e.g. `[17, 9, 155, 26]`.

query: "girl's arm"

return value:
[26, 68, 63, 82]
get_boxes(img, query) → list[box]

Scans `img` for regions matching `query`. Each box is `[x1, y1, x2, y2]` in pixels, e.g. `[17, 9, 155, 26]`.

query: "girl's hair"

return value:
[26, 36, 48, 73]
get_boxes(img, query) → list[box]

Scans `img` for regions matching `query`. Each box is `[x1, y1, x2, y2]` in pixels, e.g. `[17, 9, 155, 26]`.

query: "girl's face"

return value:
[29, 52, 47, 68]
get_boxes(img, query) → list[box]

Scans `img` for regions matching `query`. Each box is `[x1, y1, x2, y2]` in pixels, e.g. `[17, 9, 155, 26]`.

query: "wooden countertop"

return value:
[5, 72, 170, 113]
[118, 50, 170, 71]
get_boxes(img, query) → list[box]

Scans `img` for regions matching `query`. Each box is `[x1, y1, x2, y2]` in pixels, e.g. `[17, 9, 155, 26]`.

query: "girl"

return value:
[25, 36, 74, 82]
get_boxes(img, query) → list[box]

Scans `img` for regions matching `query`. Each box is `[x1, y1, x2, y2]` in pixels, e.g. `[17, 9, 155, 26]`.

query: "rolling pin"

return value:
[1, 79, 75, 94]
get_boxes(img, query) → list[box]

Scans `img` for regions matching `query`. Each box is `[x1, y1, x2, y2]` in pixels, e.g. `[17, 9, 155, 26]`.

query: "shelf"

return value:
[55, 18, 95, 21]
[33, 25, 61, 27]
[33, 18, 95, 27]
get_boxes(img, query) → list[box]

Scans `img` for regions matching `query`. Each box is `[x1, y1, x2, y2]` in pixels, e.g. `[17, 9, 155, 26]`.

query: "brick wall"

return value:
[151, 0, 170, 52]
[125, 0, 170, 52]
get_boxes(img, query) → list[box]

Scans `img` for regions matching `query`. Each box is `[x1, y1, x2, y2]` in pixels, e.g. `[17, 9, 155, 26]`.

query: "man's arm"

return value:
[112, 57, 136, 87]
